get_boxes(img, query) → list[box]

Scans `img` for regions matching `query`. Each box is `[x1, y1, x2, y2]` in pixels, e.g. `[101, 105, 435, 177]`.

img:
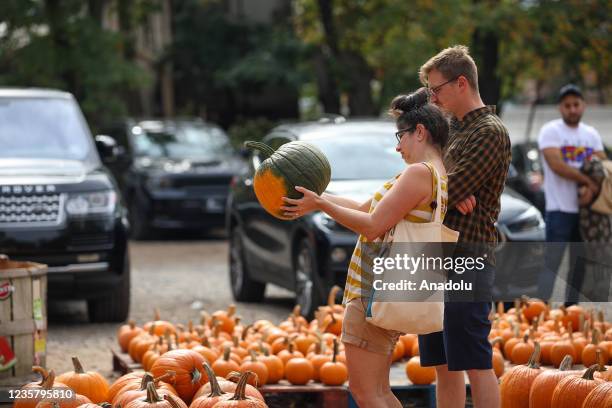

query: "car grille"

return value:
[68, 232, 114, 249]
[0, 193, 64, 227]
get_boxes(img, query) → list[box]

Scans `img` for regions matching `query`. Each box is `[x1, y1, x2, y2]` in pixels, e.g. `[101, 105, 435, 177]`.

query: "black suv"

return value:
[226, 119, 546, 316]
[0, 88, 130, 322]
[99, 119, 242, 238]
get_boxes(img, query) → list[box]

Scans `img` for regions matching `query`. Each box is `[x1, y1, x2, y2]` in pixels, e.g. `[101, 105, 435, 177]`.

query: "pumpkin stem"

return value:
[148, 323, 156, 336]
[596, 349, 606, 370]
[99, 403, 112, 408]
[201, 337, 211, 348]
[242, 325, 252, 342]
[41, 369, 56, 389]
[527, 342, 541, 368]
[227, 304, 236, 318]
[232, 336, 240, 348]
[154, 370, 176, 385]
[71, 356, 85, 374]
[145, 381, 163, 403]
[32, 366, 49, 386]
[203, 362, 225, 397]
[332, 339, 339, 363]
[262, 347, 270, 357]
[229, 371, 257, 400]
[497, 301, 505, 316]
[200, 311, 210, 326]
[490, 337, 504, 349]
[244, 141, 275, 159]
[223, 346, 231, 361]
[292, 305, 302, 318]
[328, 285, 341, 306]
[583, 365, 599, 380]
[559, 355, 573, 371]
[128, 320, 136, 330]
[139, 372, 155, 390]
[154, 307, 161, 321]
[249, 349, 258, 362]
[163, 394, 183, 408]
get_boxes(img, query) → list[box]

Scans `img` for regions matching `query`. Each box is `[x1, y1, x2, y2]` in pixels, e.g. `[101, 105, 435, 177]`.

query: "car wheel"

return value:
[88, 255, 130, 322]
[129, 200, 151, 240]
[229, 226, 266, 302]
[294, 238, 322, 318]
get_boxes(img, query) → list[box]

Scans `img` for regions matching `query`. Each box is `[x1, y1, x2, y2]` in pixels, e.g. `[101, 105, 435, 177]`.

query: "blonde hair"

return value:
[419, 45, 479, 91]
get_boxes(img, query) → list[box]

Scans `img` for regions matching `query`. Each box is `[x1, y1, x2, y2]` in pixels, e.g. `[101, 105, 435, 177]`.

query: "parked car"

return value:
[0, 88, 130, 322]
[508, 141, 545, 213]
[226, 119, 546, 316]
[99, 119, 243, 238]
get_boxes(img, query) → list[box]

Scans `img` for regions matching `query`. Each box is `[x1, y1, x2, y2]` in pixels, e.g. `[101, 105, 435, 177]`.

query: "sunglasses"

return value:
[395, 126, 416, 143]
[428, 76, 459, 95]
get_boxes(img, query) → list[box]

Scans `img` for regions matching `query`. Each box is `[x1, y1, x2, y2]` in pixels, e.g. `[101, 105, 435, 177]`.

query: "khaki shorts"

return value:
[340, 298, 401, 356]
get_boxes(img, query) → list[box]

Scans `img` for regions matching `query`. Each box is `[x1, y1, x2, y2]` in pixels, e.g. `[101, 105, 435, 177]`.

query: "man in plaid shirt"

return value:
[417, 45, 511, 408]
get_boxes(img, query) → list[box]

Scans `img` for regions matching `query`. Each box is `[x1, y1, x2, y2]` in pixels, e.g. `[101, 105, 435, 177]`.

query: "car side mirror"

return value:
[95, 134, 119, 163]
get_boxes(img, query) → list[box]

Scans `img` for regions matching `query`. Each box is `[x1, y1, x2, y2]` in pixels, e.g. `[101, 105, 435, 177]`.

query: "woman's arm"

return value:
[321, 193, 372, 212]
[283, 164, 432, 240]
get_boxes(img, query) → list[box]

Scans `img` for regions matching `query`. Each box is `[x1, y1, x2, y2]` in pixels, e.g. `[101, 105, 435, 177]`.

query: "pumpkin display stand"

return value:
[0, 255, 47, 385]
[112, 348, 454, 408]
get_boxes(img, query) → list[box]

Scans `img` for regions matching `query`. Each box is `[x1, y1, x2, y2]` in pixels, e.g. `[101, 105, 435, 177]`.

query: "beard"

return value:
[562, 114, 582, 126]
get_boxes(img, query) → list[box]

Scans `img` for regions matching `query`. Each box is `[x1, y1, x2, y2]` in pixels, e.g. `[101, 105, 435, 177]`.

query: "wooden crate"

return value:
[0, 255, 47, 382]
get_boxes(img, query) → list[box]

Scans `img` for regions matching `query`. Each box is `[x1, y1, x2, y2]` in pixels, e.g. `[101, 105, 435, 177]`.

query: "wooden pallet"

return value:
[111, 349, 439, 407]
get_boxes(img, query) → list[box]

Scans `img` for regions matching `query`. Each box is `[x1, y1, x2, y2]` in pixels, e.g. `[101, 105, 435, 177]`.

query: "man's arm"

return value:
[446, 125, 505, 209]
[541, 148, 598, 190]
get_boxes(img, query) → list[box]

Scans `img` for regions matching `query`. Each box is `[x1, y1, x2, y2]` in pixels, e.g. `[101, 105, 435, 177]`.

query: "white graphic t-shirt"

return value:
[538, 119, 603, 213]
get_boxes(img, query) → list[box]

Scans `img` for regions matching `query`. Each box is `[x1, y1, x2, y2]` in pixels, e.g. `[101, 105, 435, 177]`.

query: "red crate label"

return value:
[0, 281, 13, 300]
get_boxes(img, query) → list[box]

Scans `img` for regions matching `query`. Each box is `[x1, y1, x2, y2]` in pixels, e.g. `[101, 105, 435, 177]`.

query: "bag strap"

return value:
[424, 162, 444, 223]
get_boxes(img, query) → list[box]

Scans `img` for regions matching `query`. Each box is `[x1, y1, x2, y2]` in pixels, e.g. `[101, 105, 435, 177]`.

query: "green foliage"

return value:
[227, 117, 278, 148]
[0, 0, 151, 129]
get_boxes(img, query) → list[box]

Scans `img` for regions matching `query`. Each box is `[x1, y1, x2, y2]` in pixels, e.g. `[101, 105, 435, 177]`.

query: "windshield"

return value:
[0, 97, 93, 161]
[308, 131, 405, 180]
[131, 123, 233, 160]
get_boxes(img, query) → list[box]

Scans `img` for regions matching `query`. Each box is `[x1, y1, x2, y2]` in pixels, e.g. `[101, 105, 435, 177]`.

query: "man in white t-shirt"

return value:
[537, 84, 606, 303]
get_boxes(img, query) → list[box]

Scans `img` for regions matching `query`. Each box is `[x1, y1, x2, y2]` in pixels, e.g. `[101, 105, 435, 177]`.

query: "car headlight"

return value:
[506, 206, 544, 233]
[312, 212, 350, 232]
[66, 191, 116, 216]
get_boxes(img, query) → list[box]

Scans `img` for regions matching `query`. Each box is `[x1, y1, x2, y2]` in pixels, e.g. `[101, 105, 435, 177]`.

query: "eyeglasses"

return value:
[395, 126, 415, 143]
[428, 76, 459, 95]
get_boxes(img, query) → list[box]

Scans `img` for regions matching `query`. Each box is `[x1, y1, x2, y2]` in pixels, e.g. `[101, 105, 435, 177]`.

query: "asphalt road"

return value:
[46, 231, 295, 380]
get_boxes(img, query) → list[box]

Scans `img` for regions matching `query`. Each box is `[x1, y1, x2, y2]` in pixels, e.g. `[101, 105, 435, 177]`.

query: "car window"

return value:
[130, 122, 233, 160]
[307, 131, 405, 180]
[0, 97, 95, 161]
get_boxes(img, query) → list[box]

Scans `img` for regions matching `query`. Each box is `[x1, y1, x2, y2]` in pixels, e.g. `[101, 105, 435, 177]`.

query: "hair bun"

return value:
[390, 87, 429, 113]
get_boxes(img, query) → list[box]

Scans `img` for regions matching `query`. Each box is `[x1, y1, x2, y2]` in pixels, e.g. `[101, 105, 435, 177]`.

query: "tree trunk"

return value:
[472, 26, 501, 111]
[87, 0, 106, 26]
[44, 0, 78, 95]
[340, 51, 376, 116]
[314, 50, 341, 114]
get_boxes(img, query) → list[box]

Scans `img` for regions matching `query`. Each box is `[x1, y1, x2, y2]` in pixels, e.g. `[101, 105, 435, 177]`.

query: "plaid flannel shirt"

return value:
[443, 106, 511, 263]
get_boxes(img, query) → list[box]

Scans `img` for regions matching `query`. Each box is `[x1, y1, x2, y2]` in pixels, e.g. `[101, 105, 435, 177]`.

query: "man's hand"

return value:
[456, 194, 477, 215]
[578, 185, 595, 207]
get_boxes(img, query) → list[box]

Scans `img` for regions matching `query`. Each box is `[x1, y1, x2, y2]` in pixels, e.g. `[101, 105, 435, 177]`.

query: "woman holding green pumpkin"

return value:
[282, 87, 450, 407]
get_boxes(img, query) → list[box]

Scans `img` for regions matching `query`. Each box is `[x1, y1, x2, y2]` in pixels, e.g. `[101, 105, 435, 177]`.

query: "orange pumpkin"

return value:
[212, 347, 241, 379]
[14, 368, 71, 408]
[56, 357, 110, 404]
[500, 342, 543, 408]
[550, 365, 602, 408]
[210, 372, 268, 408]
[118, 320, 144, 353]
[492, 349, 505, 379]
[124, 383, 187, 408]
[239, 351, 269, 386]
[285, 358, 314, 385]
[405, 356, 435, 385]
[143, 309, 177, 337]
[259, 350, 284, 385]
[150, 349, 208, 404]
[112, 373, 175, 408]
[399, 334, 417, 359]
[528, 355, 576, 408]
[582, 381, 612, 408]
[34, 394, 91, 408]
[210, 305, 237, 335]
[511, 334, 535, 365]
[319, 339, 348, 386]
[108, 372, 146, 403]
[583, 329, 610, 368]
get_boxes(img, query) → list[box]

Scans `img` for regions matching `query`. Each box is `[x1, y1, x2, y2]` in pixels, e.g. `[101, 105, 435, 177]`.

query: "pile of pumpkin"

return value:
[12, 360, 266, 408]
[490, 298, 612, 407]
[118, 286, 435, 388]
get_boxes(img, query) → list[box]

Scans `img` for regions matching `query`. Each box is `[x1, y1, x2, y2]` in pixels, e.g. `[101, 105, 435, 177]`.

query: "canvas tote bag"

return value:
[365, 165, 460, 334]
